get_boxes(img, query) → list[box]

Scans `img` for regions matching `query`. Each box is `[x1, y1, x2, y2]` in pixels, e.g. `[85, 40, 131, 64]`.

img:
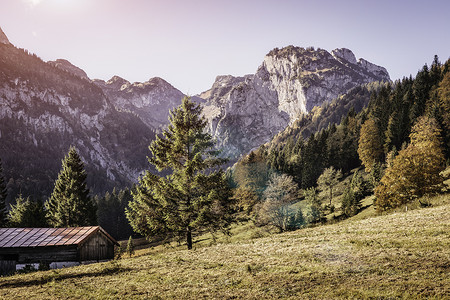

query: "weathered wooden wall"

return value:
[0, 260, 16, 275]
[0, 245, 78, 264]
[78, 231, 115, 261]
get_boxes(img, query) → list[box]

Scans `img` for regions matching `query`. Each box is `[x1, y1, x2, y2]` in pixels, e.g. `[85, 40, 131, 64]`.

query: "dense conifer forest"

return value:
[230, 56, 449, 220]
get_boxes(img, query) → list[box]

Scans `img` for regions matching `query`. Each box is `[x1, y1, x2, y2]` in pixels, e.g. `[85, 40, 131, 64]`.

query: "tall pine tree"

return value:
[126, 97, 233, 250]
[8, 195, 48, 227]
[0, 158, 7, 227]
[45, 147, 97, 227]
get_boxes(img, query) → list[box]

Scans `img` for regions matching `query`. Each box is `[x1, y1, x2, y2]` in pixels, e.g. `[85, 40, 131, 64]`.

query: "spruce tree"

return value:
[410, 64, 431, 121]
[8, 195, 48, 227]
[438, 71, 450, 157]
[45, 147, 97, 227]
[0, 158, 8, 227]
[304, 187, 324, 224]
[126, 236, 135, 258]
[126, 97, 233, 250]
[341, 170, 369, 217]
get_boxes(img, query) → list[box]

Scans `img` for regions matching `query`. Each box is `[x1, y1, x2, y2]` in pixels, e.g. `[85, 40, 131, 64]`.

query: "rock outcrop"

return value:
[94, 76, 185, 130]
[0, 27, 10, 45]
[200, 46, 390, 158]
[48, 59, 90, 80]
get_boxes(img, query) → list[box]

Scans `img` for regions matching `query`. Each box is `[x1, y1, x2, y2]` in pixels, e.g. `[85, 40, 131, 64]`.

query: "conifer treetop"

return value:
[46, 146, 96, 227]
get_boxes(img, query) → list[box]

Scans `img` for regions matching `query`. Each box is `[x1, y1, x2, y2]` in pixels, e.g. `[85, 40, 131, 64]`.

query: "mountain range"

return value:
[200, 46, 389, 157]
[0, 27, 390, 202]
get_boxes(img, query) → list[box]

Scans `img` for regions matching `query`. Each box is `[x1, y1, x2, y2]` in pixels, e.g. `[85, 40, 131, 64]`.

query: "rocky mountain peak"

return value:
[0, 27, 10, 45]
[106, 75, 130, 90]
[94, 75, 185, 130]
[201, 45, 391, 159]
[331, 48, 357, 64]
[357, 58, 389, 79]
[200, 75, 249, 104]
[146, 76, 169, 85]
[48, 59, 89, 80]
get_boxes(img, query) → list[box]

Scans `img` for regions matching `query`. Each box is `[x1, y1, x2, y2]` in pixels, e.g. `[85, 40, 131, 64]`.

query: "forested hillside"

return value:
[231, 56, 449, 216]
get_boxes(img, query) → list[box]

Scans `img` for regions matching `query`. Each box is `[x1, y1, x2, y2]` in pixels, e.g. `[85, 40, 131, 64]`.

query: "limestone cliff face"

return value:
[94, 76, 185, 131]
[202, 73, 288, 158]
[0, 41, 154, 199]
[200, 46, 390, 158]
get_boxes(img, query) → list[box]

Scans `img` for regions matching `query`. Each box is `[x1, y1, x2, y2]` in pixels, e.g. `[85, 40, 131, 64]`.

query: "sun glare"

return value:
[25, 0, 43, 6]
[23, 0, 89, 12]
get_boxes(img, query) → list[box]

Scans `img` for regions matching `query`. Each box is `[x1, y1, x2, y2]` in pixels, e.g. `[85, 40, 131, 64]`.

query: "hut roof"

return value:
[0, 226, 118, 248]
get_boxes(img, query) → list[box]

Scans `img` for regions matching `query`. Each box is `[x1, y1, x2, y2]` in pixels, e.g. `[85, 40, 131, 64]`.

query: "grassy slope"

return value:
[1, 197, 449, 299]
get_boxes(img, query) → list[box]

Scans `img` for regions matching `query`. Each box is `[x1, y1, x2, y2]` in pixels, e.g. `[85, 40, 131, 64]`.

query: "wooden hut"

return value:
[0, 226, 118, 275]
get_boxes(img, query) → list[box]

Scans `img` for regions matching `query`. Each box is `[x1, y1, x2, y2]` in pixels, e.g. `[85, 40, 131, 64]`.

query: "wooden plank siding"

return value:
[0, 260, 16, 275]
[0, 226, 118, 274]
[0, 245, 78, 264]
[78, 231, 115, 261]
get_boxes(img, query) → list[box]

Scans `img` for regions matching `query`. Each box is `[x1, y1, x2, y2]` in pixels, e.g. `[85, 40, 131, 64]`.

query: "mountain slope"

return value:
[0, 42, 155, 201]
[200, 46, 390, 158]
[94, 76, 185, 131]
[268, 81, 386, 150]
[48, 59, 90, 80]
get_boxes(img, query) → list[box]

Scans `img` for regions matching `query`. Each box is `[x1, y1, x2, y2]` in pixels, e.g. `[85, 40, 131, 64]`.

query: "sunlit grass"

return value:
[1, 194, 449, 299]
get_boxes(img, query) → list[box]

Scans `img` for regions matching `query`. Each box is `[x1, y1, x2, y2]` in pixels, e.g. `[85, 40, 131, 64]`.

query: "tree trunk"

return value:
[186, 226, 192, 250]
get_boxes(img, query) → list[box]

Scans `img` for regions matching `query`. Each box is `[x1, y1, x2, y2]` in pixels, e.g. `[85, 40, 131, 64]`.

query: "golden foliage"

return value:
[232, 185, 259, 213]
[375, 117, 445, 210]
[357, 118, 383, 172]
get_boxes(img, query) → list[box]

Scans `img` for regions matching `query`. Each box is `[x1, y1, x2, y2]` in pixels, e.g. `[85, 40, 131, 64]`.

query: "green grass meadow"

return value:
[1, 194, 449, 299]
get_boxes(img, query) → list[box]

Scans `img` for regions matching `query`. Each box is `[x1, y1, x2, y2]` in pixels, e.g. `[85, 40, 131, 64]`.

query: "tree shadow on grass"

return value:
[0, 263, 132, 289]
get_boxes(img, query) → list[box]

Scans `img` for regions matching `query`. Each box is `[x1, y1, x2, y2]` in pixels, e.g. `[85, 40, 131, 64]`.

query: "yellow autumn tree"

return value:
[232, 185, 259, 214]
[375, 116, 445, 210]
[358, 118, 383, 172]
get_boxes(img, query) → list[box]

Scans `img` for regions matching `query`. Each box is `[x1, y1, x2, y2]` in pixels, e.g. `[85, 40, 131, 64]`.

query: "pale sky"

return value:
[1, 0, 449, 94]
